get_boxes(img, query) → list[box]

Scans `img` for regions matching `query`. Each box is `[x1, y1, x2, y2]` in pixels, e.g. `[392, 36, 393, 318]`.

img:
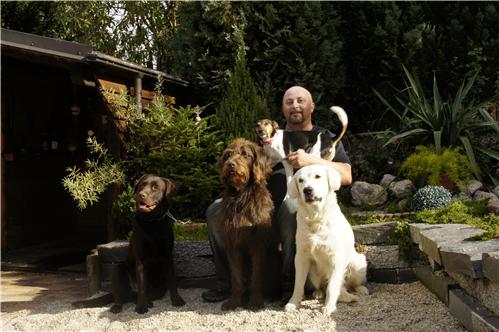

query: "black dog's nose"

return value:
[303, 187, 313, 196]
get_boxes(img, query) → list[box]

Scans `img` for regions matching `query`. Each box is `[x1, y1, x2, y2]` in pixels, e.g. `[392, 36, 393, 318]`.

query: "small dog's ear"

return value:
[162, 178, 176, 198]
[271, 120, 280, 133]
[327, 167, 341, 192]
[134, 175, 147, 193]
[288, 174, 300, 199]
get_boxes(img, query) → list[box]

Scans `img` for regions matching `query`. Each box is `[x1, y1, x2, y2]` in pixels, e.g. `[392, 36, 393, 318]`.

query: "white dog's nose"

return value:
[303, 187, 313, 196]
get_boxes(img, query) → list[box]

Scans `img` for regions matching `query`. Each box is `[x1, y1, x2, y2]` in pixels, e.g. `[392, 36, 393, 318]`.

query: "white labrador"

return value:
[284, 165, 369, 315]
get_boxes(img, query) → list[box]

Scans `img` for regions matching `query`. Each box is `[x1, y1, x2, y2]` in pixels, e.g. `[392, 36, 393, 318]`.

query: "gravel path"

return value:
[1, 282, 465, 332]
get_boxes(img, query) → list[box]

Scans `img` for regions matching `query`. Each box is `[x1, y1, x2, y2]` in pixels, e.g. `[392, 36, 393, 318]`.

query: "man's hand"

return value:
[286, 149, 352, 186]
[287, 149, 321, 169]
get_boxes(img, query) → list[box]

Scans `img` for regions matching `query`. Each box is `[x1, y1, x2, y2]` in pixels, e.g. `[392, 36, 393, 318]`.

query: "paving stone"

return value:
[410, 224, 485, 265]
[352, 222, 397, 245]
[440, 239, 499, 279]
[409, 223, 437, 245]
[449, 288, 499, 332]
[414, 265, 458, 305]
[483, 252, 499, 283]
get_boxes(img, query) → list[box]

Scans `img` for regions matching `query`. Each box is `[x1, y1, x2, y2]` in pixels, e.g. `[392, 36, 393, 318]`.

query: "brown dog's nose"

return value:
[139, 192, 146, 199]
[229, 162, 236, 169]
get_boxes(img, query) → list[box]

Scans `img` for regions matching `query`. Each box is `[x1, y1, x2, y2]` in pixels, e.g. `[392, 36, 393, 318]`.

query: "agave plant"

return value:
[374, 66, 499, 184]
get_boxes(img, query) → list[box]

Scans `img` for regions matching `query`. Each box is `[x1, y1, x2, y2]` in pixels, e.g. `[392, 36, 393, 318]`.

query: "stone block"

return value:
[365, 245, 410, 270]
[397, 268, 417, 283]
[96, 240, 129, 263]
[414, 266, 458, 305]
[440, 239, 499, 279]
[86, 252, 101, 296]
[483, 252, 499, 283]
[412, 224, 485, 265]
[174, 241, 215, 280]
[449, 289, 499, 332]
[409, 223, 436, 245]
[352, 222, 397, 245]
[368, 269, 398, 284]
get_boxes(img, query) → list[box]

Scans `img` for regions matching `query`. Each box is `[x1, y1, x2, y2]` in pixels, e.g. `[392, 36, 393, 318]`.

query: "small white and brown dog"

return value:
[284, 164, 368, 315]
[255, 106, 348, 192]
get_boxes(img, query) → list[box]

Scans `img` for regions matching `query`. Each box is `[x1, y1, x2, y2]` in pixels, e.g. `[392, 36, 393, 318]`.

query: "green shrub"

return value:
[110, 184, 135, 239]
[411, 185, 452, 211]
[401, 145, 472, 189]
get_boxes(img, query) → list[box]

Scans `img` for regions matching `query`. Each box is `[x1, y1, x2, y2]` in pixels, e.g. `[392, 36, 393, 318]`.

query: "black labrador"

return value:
[110, 174, 185, 314]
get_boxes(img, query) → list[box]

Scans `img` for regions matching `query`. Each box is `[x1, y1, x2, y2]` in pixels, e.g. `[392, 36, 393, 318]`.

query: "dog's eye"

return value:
[224, 151, 232, 159]
[298, 178, 303, 183]
[315, 174, 321, 179]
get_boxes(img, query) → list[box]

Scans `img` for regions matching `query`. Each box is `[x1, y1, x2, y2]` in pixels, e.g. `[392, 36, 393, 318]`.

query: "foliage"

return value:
[375, 66, 499, 184]
[385, 221, 419, 263]
[173, 222, 208, 242]
[110, 184, 136, 240]
[63, 84, 224, 219]
[216, 57, 269, 142]
[410, 200, 499, 240]
[401, 146, 472, 189]
[62, 136, 125, 210]
[411, 185, 452, 211]
[108, 86, 224, 218]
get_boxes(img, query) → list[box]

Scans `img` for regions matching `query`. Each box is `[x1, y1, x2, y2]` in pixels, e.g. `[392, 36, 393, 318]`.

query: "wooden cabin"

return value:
[1, 28, 189, 256]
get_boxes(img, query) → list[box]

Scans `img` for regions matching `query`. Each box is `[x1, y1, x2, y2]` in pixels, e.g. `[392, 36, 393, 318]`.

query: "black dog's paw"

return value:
[110, 304, 123, 313]
[221, 299, 240, 311]
[171, 295, 186, 307]
[248, 299, 264, 311]
[134, 304, 149, 314]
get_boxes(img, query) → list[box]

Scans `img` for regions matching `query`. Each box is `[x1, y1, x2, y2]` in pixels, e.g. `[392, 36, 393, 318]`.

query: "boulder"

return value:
[464, 179, 484, 196]
[388, 179, 415, 199]
[473, 190, 499, 203]
[351, 181, 388, 206]
[380, 174, 396, 188]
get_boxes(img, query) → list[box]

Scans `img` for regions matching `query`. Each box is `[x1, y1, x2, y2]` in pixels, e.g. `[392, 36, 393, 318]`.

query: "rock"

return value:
[388, 179, 415, 199]
[487, 199, 499, 213]
[380, 174, 396, 188]
[473, 190, 499, 203]
[398, 198, 409, 210]
[453, 192, 472, 202]
[351, 181, 388, 206]
[493, 185, 499, 198]
[482, 251, 499, 283]
[464, 180, 484, 196]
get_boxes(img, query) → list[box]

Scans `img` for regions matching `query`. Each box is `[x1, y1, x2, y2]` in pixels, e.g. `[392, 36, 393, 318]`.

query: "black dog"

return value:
[110, 174, 185, 314]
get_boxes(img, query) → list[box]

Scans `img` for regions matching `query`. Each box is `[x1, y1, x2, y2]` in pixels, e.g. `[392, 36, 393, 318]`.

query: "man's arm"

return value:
[286, 149, 352, 186]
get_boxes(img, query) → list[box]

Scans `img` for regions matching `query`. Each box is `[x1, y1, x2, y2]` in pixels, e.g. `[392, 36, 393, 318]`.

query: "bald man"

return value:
[202, 86, 352, 303]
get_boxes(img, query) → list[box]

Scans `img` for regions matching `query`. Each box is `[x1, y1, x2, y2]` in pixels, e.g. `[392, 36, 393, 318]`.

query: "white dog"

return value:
[284, 165, 368, 315]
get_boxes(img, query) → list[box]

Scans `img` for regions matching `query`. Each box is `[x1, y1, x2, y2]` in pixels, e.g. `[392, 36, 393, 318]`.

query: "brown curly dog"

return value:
[216, 138, 281, 311]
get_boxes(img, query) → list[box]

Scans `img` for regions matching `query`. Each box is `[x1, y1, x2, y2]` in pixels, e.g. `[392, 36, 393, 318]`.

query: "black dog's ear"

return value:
[162, 178, 176, 198]
[134, 175, 147, 193]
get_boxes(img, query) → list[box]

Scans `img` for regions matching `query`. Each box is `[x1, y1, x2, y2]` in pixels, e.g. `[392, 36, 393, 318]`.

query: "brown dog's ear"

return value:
[162, 178, 176, 198]
[251, 142, 272, 184]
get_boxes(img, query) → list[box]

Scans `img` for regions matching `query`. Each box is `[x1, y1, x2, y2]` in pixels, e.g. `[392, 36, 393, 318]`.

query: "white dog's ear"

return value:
[327, 167, 342, 192]
[288, 175, 300, 199]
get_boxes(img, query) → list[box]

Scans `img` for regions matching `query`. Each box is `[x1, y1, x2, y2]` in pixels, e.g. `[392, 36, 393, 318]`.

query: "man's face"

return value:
[282, 87, 314, 126]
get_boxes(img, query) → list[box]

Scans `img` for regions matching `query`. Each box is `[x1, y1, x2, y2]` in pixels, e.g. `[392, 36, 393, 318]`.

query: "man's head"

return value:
[282, 86, 315, 131]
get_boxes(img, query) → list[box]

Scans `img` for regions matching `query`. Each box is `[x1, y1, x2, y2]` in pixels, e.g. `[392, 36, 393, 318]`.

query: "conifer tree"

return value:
[216, 10, 269, 143]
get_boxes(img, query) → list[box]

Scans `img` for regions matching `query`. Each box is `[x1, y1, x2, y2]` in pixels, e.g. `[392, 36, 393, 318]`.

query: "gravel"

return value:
[1, 282, 466, 332]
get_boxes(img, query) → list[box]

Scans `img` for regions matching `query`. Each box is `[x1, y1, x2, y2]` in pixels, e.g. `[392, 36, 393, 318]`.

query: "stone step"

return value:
[409, 224, 499, 282]
[352, 222, 398, 245]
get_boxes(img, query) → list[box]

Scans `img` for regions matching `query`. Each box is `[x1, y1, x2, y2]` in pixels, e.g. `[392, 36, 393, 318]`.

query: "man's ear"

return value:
[327, 167, 341, 192]
[288, 175, 300, 199]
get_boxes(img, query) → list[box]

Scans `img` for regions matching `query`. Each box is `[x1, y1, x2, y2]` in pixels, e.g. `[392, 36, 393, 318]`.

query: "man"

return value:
[202, 86, 352, 302]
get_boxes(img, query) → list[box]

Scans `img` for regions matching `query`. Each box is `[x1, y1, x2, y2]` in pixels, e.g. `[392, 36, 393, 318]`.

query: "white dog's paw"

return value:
[355, 285, 369, 296]
[285, 302, 299, 312]
[338, 291, 359, 303]
[322, 304, 337, 315]
[313, 289, 324, 300]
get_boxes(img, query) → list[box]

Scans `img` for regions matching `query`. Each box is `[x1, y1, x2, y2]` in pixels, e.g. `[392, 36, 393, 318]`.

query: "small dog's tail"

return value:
[326, 106, 348, 159]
